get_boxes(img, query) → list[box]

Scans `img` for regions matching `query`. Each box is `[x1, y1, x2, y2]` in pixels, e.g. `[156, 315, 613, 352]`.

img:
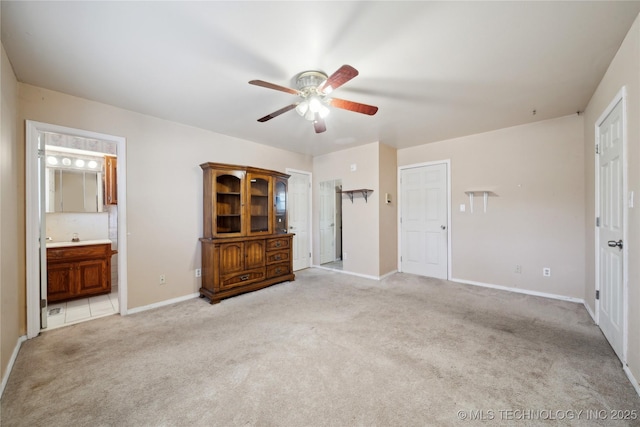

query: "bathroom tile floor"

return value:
[45, 288, 119, 330]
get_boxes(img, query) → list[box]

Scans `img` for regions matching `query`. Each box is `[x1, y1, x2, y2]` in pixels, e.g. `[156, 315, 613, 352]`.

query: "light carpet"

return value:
[2, 269, 639, 426]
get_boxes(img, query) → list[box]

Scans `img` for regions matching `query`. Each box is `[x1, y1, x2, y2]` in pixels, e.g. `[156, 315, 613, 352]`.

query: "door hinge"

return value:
[595, 144, 600, 155]
[400, 255, 403, 262]
[38, 149, 46, 158]
[596, 217, 600, 227]
[595, 290, 600, 300]
[40, 299, 47, 309]
[309, 252, 311, 258]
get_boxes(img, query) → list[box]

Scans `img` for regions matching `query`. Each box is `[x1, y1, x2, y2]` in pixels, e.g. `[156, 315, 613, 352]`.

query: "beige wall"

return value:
[398, 115, 585, 299]
[312, 142, 397, 278]
[583, 15, 640, 383]
[1, 45, 25, 383]
[18, 84, 313, 309]
[378, 143, 398, 276]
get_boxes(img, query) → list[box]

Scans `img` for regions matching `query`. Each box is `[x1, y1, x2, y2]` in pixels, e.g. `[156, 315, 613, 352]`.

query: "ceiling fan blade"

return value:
[249, 80, 299, 95]
[257, 104, 298, 122]
[313, 114, 327, 133]
[329, 98, 378, 116]
[318, 65, 359, 93]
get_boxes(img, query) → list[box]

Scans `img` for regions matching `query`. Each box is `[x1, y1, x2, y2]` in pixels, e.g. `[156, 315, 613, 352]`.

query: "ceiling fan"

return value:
[249, 65, 378, 133]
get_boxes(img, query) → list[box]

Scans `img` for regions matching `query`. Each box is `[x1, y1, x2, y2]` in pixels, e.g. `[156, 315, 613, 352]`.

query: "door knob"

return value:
[608, 240, 623, 249]
[441, 225, 446, 230]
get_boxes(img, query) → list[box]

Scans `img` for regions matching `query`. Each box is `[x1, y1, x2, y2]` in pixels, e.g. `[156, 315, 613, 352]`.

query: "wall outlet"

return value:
[515, 265, 522, 274]
[195, 268, 201, 278]
[342, 252, 347, 260]
[543, 268, 551, 277]
[159, 274, 166, 285]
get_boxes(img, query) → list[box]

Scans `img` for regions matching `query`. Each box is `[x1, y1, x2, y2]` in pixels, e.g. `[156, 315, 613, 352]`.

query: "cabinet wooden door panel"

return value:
[105, 156, 117, 205]
[77, 259, 109, 294]
[219, 242, 245, 274]
[47, 262, 75, 301]
[245, 240, 265, 269]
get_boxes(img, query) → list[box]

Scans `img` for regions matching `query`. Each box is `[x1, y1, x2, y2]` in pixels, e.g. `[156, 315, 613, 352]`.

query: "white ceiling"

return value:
[3, 1, 640, 156]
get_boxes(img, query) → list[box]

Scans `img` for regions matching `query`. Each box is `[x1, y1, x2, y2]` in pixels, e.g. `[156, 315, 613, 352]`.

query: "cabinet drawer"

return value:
[47, 244, 110, 261]
[266, 237, 290, 251]
[266, 250, 289, 265]
[220, 268, 265, 290]
[266, 263, 290, 279]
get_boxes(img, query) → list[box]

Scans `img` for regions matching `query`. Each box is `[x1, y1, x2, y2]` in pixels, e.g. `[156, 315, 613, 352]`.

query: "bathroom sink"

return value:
[46, 239, 112, 248]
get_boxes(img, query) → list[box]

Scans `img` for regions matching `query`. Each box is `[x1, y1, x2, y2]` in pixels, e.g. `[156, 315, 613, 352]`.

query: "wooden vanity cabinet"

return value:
[200, 163, 295, 304]
[47, 243, 112, 303]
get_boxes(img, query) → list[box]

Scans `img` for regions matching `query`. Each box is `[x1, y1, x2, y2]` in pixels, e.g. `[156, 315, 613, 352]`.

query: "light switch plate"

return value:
[460, 204, 466, 212]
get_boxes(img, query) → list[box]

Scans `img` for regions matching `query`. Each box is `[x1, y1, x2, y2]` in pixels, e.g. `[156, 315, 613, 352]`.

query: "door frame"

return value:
[285, 168, 312, 271]
[26, 121, 128, 339]
[594, 86, 628, 363]
[397, 160, 452, 279]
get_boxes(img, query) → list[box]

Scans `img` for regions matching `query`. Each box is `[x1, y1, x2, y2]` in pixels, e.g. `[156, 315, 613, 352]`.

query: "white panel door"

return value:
[401, 163, 448, 279]
[288, 171, 311, 271]
[319, 180, 336, 264]
[598, 99, 624, 360]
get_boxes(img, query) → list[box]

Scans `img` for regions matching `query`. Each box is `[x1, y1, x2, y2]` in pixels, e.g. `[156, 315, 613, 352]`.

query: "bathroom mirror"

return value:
[45, 168, 103, 213]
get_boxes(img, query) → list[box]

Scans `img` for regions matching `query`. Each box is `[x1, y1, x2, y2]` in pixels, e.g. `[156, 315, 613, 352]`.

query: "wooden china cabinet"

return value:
[199, 162, 294, 304]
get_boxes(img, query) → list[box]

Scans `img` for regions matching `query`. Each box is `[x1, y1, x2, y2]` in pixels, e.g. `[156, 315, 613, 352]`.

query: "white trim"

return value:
[25, 121, 128, 339]
[397, 160, 452, 280]
[285, 168, 312, 271]
[0, 335, 27, 398]
[593, 87, 628, 365]
[379, 269, 398, 280]
[583, 301, 596, 323]
[312, 265, 385, 281]
[451, 277, 585, 304]
[623, 365, 640, 397]
[127, 293, 200, 315]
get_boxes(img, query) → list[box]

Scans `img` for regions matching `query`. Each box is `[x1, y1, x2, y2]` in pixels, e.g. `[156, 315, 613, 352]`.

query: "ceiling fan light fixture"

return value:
[296, 101, 309, 116]
[297, 96, 330, 121]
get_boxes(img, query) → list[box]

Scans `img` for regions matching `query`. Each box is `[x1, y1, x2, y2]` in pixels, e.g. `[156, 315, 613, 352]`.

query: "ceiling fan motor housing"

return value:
[295, 71, 328, 97]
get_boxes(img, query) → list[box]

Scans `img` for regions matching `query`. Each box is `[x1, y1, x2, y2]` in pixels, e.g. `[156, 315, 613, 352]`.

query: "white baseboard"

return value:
[312, 265, 396, 281]
[379, 269, 398, 280]
[1, 335, 27, 399]
[583, 301, 597, 323]
[450, 277, 585, 304]
[624, 365, 640, 397]
[126, 293, 200, 315]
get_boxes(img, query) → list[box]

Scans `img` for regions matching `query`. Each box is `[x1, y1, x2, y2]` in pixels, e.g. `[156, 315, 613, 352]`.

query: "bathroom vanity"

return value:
[46, 240, 114, 302]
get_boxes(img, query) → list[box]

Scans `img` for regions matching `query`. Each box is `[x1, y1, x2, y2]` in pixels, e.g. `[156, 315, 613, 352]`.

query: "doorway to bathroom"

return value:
[25, 121, 128, 339]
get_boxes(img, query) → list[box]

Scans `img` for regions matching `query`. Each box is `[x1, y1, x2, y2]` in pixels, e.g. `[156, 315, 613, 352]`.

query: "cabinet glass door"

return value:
[274, 178, 288, 234]
[248, 173, 272, 235]
[216, 173, 243, 236]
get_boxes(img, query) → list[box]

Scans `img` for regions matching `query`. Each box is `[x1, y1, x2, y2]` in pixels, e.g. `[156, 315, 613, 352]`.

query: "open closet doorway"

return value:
[26, 121, 128, 339]
[319, 179, 343, 270]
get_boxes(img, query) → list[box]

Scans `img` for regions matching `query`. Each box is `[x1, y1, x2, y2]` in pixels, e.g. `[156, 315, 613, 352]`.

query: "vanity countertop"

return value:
[46, 239, 112, 248]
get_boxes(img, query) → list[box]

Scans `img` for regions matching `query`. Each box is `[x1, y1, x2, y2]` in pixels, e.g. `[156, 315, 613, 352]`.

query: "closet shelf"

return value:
[339, 189, 374, 203]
